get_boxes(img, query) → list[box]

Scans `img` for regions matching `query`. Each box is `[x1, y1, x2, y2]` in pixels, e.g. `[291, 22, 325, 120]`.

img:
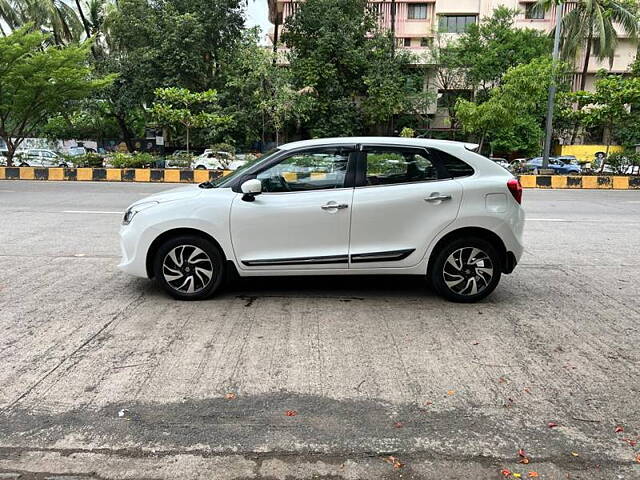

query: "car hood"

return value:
[129, 185, 202, 208]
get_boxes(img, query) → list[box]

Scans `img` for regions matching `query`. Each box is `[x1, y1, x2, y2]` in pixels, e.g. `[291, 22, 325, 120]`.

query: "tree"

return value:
[449, 7, 552, 99]
[151, 87, 230, 153]
[0, 27, 113, 164]
[539, 0, 639, 91]
[91, 0, 245, 151]
[282, 0, 419, 137]
[0, 0, 82, 45]
[569, 71, 640, 163]
[456, 57, 569, 156]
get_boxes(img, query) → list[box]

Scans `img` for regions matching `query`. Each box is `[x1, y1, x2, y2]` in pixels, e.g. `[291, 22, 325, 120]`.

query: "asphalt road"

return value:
[0, 181, 639, 480]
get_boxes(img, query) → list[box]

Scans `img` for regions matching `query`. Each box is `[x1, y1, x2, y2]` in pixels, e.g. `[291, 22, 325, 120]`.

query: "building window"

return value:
[438, 15, 477, 33]
[408, 3, 428, 20]
[403, 37, 411, 47]
[420, 37, 431, 47]
[524, 3, 545, 19]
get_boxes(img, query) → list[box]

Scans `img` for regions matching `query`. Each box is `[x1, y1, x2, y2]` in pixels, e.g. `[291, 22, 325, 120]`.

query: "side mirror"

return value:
[240, 178, 262, 202]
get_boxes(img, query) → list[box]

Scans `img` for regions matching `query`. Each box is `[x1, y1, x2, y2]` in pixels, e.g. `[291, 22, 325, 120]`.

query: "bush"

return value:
[73, 153, 104, 168]
[109, 152, 157, 168]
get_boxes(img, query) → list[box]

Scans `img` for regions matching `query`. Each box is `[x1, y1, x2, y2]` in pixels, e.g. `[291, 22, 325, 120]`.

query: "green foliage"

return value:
[209, 142, 235, 154]
[282, 0, 422, 137]
[74, 152, 105, 168]
[400, 127, 415, 138]
[0, 27, 114, 164]
[151, 87, 230, 152]
[567, 70, 640, 154]
[447, 7, 552, 98]
[456, 57, 568, 156]
[109, 151, 156, 168]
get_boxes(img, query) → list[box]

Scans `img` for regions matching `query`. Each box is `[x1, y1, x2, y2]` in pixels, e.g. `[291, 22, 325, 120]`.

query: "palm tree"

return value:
[0, 0, 83, 44]
[540, 0, 639, 90]
[0, 0, 20, 35]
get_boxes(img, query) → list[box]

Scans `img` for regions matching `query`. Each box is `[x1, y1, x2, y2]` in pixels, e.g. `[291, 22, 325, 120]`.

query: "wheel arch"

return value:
[146, 227, 227, 279]
[426, 226, 509, 277]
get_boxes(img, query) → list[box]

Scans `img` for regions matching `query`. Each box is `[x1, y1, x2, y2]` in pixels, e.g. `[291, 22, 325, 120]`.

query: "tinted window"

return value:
[439, 15, 477, 33]
[364, 148, 438, 186]
[257, 148, 350, 192]
[438, 151, 475, 178]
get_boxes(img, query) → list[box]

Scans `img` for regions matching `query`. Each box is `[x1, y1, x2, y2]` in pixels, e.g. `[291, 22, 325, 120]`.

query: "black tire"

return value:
[195, 165, 206, 170]
[19, 162, 29, 167]
[59, 163, 68, 168]
[429, 236, 502, 303]
[153, 235, 225, 300]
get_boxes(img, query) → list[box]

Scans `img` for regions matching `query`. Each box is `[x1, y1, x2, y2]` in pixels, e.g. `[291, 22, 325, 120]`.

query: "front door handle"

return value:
[321, 203, 349, 210]
[424, 194, 452, 202]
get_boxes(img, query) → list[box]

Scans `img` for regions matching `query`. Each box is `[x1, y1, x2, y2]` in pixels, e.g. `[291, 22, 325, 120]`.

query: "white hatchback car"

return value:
[119, 137, 525, 303]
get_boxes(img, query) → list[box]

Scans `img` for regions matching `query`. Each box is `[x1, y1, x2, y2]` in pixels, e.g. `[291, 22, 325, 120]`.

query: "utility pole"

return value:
[542, 1, 564, 169]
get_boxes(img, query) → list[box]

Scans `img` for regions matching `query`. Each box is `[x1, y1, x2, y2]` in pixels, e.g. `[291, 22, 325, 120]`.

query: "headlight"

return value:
[122, 201, 159, 225]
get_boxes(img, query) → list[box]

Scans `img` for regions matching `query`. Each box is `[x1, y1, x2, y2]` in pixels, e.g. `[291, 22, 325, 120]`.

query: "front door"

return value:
[349, 145, 463, 269]
[230, 146, 356, 271]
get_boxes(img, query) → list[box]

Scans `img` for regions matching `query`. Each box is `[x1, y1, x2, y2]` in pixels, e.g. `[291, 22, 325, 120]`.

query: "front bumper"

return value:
[117, 224, 157, 278]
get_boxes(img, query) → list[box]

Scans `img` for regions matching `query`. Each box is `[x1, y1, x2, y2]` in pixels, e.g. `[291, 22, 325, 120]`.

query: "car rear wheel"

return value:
[195, 165, 207, 170]
[430, 237, 501, 303]
[19, 162, 29, 167]
[153, 235, 225, 300]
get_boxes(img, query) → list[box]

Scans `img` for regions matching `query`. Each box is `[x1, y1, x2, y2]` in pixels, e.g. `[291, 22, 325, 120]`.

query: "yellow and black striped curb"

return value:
[518, 175, 640, 189]
[1, 168, 640, 189]
[0, 167, 230, 183]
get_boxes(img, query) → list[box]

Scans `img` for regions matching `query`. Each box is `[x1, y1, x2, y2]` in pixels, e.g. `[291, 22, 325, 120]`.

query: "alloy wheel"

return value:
[162, 245, 214, 294]
[442, 247, 494, 296]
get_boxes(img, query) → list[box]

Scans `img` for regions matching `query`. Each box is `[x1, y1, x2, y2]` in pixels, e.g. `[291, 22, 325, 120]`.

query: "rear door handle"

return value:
[321, 203, 349, 210]
[424, 194, 452, 202]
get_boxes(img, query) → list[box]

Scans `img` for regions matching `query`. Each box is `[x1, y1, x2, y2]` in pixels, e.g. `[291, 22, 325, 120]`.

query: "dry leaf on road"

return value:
[285, 410, 297, 417]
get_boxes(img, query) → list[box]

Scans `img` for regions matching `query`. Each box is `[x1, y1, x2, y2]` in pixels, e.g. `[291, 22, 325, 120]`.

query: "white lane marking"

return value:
[527, 218, 567, 222]
[0, 189, 16, 192]
[62, 210, 122, 214]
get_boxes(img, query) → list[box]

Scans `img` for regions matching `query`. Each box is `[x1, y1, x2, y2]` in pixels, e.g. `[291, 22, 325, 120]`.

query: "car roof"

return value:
[278, 137, 479, 152]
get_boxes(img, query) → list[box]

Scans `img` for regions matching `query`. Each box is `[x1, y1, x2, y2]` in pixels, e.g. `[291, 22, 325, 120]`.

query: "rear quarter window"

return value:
[437, 150, 475, 178]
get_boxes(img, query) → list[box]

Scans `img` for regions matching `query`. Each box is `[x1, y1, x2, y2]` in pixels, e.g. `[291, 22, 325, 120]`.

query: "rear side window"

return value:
[363, 147, 438, 186]
[438, 150, 475, 178]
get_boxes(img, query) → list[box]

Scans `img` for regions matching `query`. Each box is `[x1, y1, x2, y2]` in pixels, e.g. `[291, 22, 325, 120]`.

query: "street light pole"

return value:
[542, 1, 564, 169]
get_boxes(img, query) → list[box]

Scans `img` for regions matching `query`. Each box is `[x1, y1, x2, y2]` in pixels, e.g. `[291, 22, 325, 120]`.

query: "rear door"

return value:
[348, 145, 464, 269]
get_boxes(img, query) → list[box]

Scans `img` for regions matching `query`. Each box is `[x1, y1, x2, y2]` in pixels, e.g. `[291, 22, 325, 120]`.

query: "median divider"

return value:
[518, 175, 639, 189]
[0, 168, 639, 189]
[0, 167, 230, 183]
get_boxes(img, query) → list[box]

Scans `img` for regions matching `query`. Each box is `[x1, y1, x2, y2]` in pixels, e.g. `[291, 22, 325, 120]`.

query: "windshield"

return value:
[210, 148, 281, 187]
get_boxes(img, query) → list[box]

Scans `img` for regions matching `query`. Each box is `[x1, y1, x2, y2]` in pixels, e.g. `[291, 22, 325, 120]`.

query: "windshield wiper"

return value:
[198, 181, 216, 189]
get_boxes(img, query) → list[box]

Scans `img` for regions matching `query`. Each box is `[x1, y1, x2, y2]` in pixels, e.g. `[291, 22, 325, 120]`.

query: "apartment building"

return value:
[267, 0, 638, 91]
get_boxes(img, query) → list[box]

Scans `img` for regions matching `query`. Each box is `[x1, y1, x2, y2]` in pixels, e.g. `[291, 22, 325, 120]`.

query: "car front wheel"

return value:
[153, 235, 225, 300]
[430, 237, 502, 303]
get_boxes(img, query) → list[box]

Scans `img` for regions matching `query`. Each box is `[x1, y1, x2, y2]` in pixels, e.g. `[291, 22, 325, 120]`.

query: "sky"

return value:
[245, 0, 273, 39]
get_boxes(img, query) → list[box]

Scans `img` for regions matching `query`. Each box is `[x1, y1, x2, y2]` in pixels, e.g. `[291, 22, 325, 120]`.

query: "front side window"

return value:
[408, 3, 428, 20]
[257, 148, 351, 192]
[364, 148, 438, 186]
[438, 15, 477, 33]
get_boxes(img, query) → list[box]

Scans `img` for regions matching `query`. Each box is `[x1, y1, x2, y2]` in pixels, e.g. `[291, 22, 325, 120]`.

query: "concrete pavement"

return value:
[0, 182, 639, 479]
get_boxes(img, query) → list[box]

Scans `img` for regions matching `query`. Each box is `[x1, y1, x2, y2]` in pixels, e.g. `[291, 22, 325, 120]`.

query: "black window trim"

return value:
[230, 144, 358, 193]
[354, 144, 475, 188]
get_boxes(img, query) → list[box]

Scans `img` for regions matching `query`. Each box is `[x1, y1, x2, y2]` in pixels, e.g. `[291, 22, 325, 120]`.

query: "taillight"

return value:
[507, 179, 522, 204]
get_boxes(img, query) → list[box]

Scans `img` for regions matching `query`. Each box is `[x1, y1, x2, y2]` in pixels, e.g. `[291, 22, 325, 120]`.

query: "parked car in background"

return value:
[16, 149, 72, 167]
[525, 157, 581, 175]
[119, 137, 525, 303]
[489, 157, 512, 171]
[191, 151, 247, 171]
